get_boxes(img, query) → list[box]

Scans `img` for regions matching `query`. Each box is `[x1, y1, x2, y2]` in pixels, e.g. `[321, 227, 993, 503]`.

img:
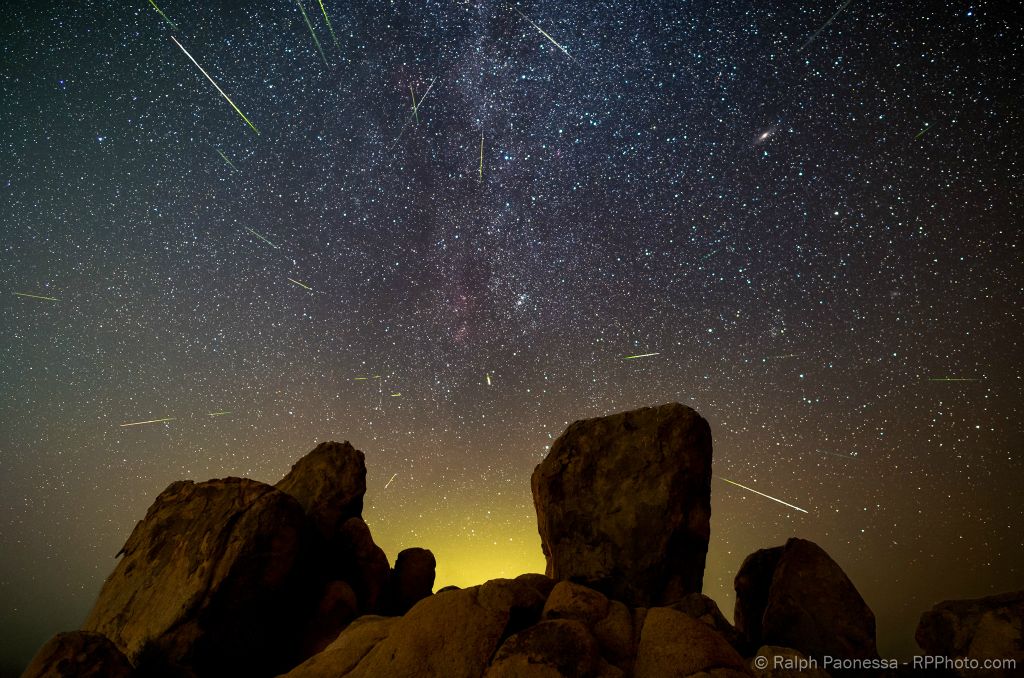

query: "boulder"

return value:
[916, 590, 1024, 677]
[336, 517, 391, 612]
[633, 607, 749, 678]
[82, 477, 311, 677]
[592, 599, 637, 671]
[342, 586, 512, 677]
[275, 441, 366, 541]
[22, 631, 135, 678]
[542, 581, 610, 626]
[531, 403, 712, 606]
[477, 577, 549, 637]
[670, 592, 743, 651]
[484, 620, 607, 677]
[384, 547, 436, 615]
[734, 538, 877, 661]
[300, 580, 360, 657]
[280, 615, 398, 678]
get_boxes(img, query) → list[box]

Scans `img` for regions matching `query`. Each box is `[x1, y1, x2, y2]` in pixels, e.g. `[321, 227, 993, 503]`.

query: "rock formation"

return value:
[531, 402, 713, 607]
[22, 631, 135, 678]
[916, 590, 1024, 677]
[734, 538, 878, 660]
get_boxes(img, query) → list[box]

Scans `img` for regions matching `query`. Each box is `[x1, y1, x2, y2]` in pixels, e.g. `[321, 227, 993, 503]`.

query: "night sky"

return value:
[1, 0, 1021, 673]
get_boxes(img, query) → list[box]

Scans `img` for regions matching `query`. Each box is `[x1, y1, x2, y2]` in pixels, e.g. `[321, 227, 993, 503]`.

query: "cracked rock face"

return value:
[532, 403, 713, 607]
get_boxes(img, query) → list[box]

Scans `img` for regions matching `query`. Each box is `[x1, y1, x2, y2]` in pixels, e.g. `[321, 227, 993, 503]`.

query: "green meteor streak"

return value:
[170, 35, 260, 135]
[479, 133, 484, 181]
[718, 477, 809, 514]
[318, 0, 340, 47]
[244, 226, 278, 248]
[624, 352, 660, 360]
[14, 292, 58, 301]
[928, 377, 980, 382]
[217, 149, 238, 172]
[410, 86, 419, 123]
[915, 123, 931, 139]
[287, 277, 313, 290]
[296, 0, 328, 65]
[148, 0, 177, 29]
[207, 411, 231, 417]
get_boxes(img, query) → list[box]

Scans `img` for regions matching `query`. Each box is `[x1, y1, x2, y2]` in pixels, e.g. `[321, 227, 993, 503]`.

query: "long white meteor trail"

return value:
[718, 477, 809, 514]
[515, 8, 580, 64]
[798, 0, 852, 52]
[624, 352, 660, 360]
[384, 473, 397, 489]
[170, 35, 260, 135]
[120, 417, 176, 427]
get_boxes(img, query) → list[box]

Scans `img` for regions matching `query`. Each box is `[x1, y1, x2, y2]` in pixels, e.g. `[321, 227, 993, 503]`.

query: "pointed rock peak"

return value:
[276, 441, 367, 536]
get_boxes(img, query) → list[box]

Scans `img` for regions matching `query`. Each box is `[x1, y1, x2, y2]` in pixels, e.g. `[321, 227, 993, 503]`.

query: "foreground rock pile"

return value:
[23, 404, 1024, 677]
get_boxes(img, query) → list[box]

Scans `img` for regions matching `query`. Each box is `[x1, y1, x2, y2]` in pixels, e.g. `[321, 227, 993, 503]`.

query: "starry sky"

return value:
[1, 0, 1021, 673]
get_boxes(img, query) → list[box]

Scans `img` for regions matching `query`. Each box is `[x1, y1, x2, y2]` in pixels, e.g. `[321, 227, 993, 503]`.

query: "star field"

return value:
[1, 1, 1021, 673]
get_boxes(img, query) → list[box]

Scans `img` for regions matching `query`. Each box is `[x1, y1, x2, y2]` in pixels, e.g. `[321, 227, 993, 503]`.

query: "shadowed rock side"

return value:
[734, 538, 878, 661]
[275, 441, 366, 540]
[22, 631, 135, 678]
[916, 591, 1024, 678]
[531, 402, 713, 607]
[81, 477, 311, 677]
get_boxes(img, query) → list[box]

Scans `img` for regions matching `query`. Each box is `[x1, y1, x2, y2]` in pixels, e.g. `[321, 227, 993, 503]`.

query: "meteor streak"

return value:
[207, 411, 231, 417]
[296, 0, 328, 65]
[384, 473, 397, 489]
[318, 0, 340, 47]
[244, 226, 278, 248]
[515, 8, 579, 64]
[410, 86, 419, 123]
[287, 277, 312, 290]
[120, 417, 176, 427]
[624, 352, 660, 360]
[798, 0, 852, 52]
[148, 0, 177, 29]
[928, 377, 980, 382]
[915, 123, 931, 139]
[14, 292, 58, 301]
[389, 393, 401, 397]
[217, 149, 238, 171]
[718, 477, 809, 514]
[479, 132, 484, 181]
[170, 36, 260, 135]
[486, 373, 492, 386]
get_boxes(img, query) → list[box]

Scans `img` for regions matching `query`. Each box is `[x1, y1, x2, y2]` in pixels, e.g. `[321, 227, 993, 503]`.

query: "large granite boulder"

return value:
[916, 590, 1024, 677]
[384, 547, 436, 615]
[633, 607, 749, 678]
[22, 631, 135, 678]
[531, 403, 713, 606]
[485, 619, 611, 677]
[275, 441, 366, 541]
[82, 477, 311, 677]
[280, 616, 399, 678]
[734, 538, 877, 660]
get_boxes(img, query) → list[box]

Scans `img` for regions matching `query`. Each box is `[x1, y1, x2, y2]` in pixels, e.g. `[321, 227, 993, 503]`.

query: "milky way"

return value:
[1, 1, 1021, 671]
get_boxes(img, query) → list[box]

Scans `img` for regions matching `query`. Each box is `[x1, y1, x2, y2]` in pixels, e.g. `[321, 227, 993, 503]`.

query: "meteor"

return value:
[718, 477, 809, 514]
[479, 132, 484, 181]
[296, 0, 328, 65]
[170, 35, 260, 135]
[798, 0, 852, 52]
[624, 352, 660, 360]
[207, 411, 231, 417]
[389, 393, 402, 397]
[217, 149, 238, 172]
[515, 8, 579, 64]
[120, 417, 176, 428]
[287, 277, 312, 290]
[14, 292, 58, 301]
[244, 226, 278, 248]
[148, 0, 177, 29]
[486, 373, 492, 386]
[384, 473, 397, 489]
[928, 377, 980, 382]
[410, 86, 419, 123]
[388, 77, 437, 151]
[317, 0, 340, 47]
[915, 123, 931, 139]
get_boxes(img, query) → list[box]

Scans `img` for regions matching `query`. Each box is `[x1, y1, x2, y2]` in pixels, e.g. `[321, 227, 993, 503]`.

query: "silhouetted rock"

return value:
[384, 547, 436, 615]
[531, 403, 713, 606]
[275, 441, 366, 540]
[634, 607, 749, 678]
[734, 538, 878, 661]
[485, 619, 610, 677]
[543, 580, 611, 625]
[300, 580, 360, 657]
[22, 631, 134, 678]
[916, 590, 1024, 677]
[82, 477, 310, 677]
[280, 616, 398, 678]
[336, 517, 391, 613]
[670, 592, 743, 651]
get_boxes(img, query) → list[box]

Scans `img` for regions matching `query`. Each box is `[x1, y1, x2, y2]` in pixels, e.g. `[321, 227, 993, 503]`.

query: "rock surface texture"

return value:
[734, 538, 878, 661]
[21, 631, 135, 678]
[531, 402, 713, 607]
[916, 590, 1024, 678]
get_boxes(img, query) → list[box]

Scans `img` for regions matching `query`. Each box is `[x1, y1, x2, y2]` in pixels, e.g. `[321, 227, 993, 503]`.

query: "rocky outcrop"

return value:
[275, 441, 366, 541]
[485, 619, 613, 677]
[384, 547, 436, 615]
[82, 477, 311, 677]
[336, 517, 391, 613]
[531, 403, 713, 607]
[634, 607, 749, 678]
[916, 590, 1024, 677]
[734, 538, 878, 661]
[22, 631, 135, 678]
